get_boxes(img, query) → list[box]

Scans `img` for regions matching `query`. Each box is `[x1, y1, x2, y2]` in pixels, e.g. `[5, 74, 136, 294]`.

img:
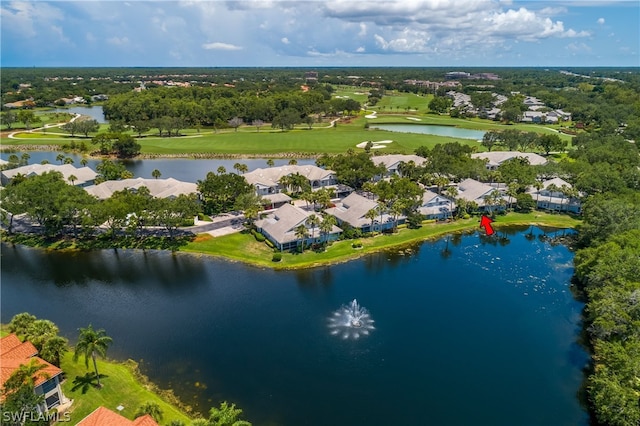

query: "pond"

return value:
[0, 152, 316, 182]
[52, 106, 107, 123]
[0, 227, 589, 426]
[371, 123, 486, 140]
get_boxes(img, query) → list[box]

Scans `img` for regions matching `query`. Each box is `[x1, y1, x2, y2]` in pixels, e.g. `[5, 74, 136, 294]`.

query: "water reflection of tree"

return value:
[294, 267, 333, 288]
[440, 237, 452, 259]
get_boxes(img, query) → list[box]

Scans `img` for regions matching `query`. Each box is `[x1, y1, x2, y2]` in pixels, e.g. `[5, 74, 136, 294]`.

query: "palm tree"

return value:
[288, 158, 298, 165]
[266, 159, 275, 168]
[444, 186, 458, 219]
[151, 169, 162, 179]
[533, 180, 543, 208]
[307, 214, 320, 244]
[217, 166, 227, 174]
[294, 224, 309, 252]
[56, 153, 65, 164]
[208, 401, 251, 426]
[73, 324, 113, 388]
[233, 163, 248, 174]
[389, 202, 403, 232]
[40, 336, 68, 367]
[135, 402, 163, 423]
[546, 183, 559, 211]
[365, 208, 377, 233]
[68, 174, 77, 185]
[319, 215, 337, 243]
[434, 176, 449, 194]
[64, 157, 74, 165]
[80, 158, 89, 167]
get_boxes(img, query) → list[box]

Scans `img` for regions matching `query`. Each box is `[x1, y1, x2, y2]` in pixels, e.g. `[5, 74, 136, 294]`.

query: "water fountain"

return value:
[328, 299, 375, 339]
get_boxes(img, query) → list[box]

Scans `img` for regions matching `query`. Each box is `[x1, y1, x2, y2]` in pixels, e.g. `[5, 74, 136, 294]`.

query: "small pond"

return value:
[371, 123, 486, 140]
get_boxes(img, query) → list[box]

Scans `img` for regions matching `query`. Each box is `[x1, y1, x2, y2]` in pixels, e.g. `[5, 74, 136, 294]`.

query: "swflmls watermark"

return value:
[2, 410, 72, 423]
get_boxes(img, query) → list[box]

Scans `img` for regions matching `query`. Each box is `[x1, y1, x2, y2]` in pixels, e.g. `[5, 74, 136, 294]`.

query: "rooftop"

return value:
[243, 165, 335, 188]
[77, 406, 159, 426]
[84, 177, 198, 199]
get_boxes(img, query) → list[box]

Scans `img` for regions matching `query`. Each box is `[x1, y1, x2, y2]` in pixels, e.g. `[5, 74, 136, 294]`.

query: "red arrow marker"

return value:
[479, 215, 495, 236]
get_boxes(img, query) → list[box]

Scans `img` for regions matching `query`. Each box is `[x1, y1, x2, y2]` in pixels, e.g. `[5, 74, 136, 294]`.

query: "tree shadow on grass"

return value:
[71, 373, 108, 394]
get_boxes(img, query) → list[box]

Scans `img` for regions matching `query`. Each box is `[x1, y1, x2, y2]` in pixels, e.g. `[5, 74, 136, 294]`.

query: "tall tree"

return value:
[135, 402, 163, 423]
[73, 325, 113, 388]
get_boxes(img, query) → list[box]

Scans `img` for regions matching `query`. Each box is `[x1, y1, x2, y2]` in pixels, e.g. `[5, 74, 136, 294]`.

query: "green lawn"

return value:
[61, 352, 192, 425]
[1, 110, 572, 155]
[183, 212, 581, 270]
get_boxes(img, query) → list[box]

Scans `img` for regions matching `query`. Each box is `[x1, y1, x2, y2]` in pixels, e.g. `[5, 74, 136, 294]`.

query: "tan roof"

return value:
[1, 164, 97, 185]
[371, 154, 426, 169]
[255, 203, 340, 244]
[325, 192, 394, 228]
[85, 178, 197, 199]
[0, 334, 62, 389]
[77, 406, 159, 426]
[457, 178, 503, 206]
[243, 165, 335, 188]
[471, 151, 547, 167]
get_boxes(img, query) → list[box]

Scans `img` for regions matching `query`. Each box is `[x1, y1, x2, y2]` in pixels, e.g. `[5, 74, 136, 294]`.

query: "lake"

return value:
[53, 106, 107, 123]
[371, 124, 486, 140]
[0, 227, 589, 426]
[0, 151, 316, 182]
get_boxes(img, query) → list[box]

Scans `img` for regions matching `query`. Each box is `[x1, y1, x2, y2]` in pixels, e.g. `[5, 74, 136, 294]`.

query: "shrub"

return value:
[352, 240, 363, 248]
[254, 232, 266, 242]
[265, 239, 275, 249]
[272, 253, 282, 262]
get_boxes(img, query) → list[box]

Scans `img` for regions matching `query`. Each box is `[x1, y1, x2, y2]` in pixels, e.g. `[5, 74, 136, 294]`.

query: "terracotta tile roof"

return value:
[0, 334, 62, 388]
[77, 407, 159, 426]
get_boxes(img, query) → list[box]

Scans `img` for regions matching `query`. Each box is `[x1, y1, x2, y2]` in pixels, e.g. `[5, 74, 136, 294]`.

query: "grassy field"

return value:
[60, 352, 193, 424]
[183, 212, 581, 270]
[1, 95, 573, 155]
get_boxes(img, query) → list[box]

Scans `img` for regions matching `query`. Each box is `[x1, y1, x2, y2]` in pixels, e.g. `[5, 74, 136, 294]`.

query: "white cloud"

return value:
[597, 17, 605, 25]
[566, 42, 591, 53]
[202, 42, 243, 50]
[281, 37, 290, 44]
[356, 46, 365, 53]
[107, 36, 129, 46]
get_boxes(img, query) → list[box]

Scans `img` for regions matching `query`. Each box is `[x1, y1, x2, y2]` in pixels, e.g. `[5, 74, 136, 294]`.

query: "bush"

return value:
[265, 239, 275, 249]
[352, 240, 363, 248]
[272, 253, 282, 262]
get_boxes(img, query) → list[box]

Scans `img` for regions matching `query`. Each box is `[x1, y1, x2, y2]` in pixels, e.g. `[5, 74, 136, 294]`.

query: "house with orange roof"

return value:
[77, 406, 159, 426]
[0, 334, 70, 413]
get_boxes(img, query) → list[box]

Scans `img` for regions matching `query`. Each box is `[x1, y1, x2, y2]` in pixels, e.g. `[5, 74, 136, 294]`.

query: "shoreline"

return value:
[1, 214, 582, 271]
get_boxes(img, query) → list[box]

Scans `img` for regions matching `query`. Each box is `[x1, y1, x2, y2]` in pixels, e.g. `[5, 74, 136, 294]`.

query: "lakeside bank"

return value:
[182, 212, 582, 270]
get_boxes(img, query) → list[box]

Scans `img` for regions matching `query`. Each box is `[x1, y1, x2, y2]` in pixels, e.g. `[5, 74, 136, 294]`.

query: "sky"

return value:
[1, 0, 639, 68]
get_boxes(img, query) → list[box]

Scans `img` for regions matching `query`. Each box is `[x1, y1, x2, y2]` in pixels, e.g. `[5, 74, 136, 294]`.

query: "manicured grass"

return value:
[61, 352, 192, 425]
[1, 111, 572, 154]
[183, 212, 581, 270]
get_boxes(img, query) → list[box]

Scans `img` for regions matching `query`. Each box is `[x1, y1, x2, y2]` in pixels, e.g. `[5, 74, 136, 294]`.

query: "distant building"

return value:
[471, 151, 548, 170]
[304, 71, 318, 82]
[1, 334, 70, 413]
[418, 190, 455, 220]
[371, 154, 427, 178]
[1, 164, 97, 187]
[255, 203, 341, 250]
[325, 192, 401, 232]
[243, 165, 341, 196]
[84, 177, 198, 199]
[527, 178, 582, 213]
[77, 406, 159, 426]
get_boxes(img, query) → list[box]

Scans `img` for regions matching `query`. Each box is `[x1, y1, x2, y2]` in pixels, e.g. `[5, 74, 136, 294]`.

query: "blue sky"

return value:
[1, 0, 638, 67]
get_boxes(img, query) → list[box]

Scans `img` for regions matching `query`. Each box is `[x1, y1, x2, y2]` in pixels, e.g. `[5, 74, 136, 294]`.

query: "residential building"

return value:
[0, 334, 70, 413]
[471, 151, 548, 170]
[84, 178, 198, 199]
[371, 154, 427, 178]
[325, 192, 401, 232]
[456, 178, 507, 212]
[243, 165, 339, 196]
[418, 190, 455, 220]
[77, 406, 159, 426]
[255, 203, 341, 251]
[1, 164, 97, 187]
[528, 178, 582, 213]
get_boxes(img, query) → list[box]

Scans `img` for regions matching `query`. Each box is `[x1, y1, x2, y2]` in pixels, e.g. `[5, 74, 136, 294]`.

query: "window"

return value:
[45, 393, 60, 409]
[41, 379, 57, 394]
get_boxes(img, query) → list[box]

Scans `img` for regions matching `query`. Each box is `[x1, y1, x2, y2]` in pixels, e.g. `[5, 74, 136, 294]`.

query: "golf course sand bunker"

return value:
[356, 140, 393, 149]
